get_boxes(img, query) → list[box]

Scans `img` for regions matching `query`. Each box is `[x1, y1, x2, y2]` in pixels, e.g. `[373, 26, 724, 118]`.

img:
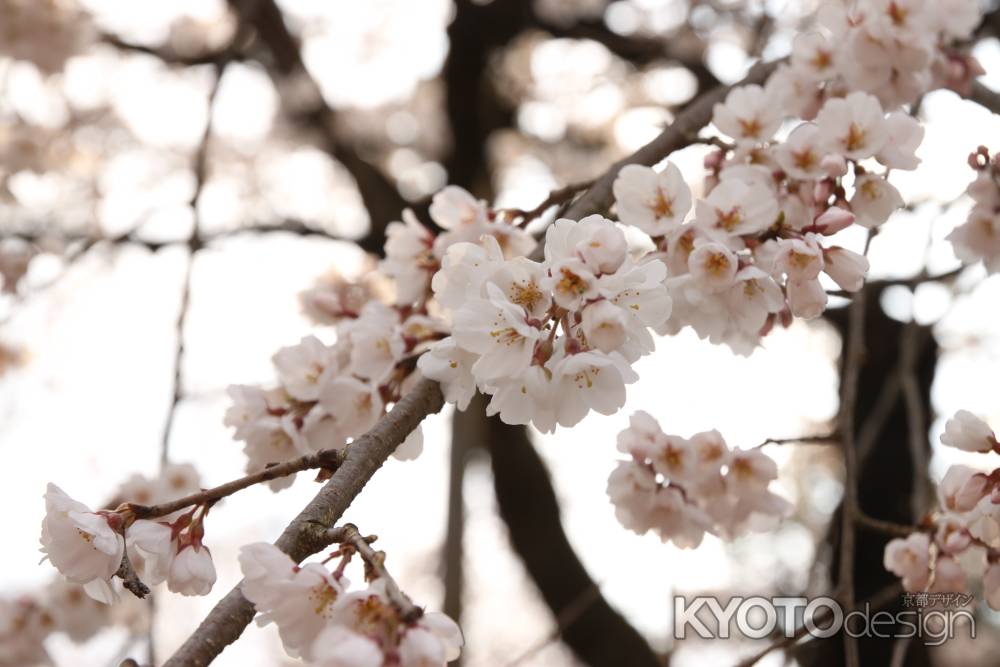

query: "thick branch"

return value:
[162, 379, 444, 667]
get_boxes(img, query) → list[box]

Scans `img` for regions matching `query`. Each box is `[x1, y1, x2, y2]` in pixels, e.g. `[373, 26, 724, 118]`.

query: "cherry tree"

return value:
[6, 0, 1000, 665]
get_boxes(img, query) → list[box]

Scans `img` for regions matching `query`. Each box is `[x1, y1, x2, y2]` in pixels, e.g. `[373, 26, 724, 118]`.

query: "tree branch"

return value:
[329, 524, 423, 623]
[161, 378, 444, 667]
[836, 233, 872, 667]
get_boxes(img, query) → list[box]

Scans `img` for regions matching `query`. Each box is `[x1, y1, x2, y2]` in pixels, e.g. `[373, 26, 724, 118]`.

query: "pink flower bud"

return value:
[814, 207, 855, 235]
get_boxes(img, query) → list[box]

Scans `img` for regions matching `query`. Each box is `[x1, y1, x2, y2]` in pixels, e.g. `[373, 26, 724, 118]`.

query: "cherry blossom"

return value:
[883, 532, 932, 592]
[712, 83, 783, 145]
[167, 544, 216, 596]
[240, 543, 349, 659]
[613, 163, 692, 235]
[609, 413, 789, 546]
[941, 410, 998, 453]
[40, 484, 125, 604]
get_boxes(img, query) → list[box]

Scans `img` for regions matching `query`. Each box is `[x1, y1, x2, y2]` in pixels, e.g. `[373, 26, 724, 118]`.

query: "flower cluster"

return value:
[240, 542, 462, 667]
[40, 464, 218, 604]
[769, 0, 982, 113]
[225, 310, 438, 490]
[607, 411, 791, 547]
[949, 146, 1000, 275]
[884, 411, 1000, 606]
[40, 484, 126, 605]
[419, 215, 670, 432]
[616, 87, 928, 352]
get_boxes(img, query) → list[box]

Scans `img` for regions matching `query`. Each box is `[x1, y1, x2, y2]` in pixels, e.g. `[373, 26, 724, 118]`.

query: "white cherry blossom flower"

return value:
[345, 303, 406, 383]
[775, 123, 826, 180]
[239, 543, 349, 659]
[938, 464, 990, 513]
[823, 246, 869, 292]
[596, 258, 672, 360]
[328, 582, 462, 666]
[273, 335, 336, 402]
[815, 92, 888, 160]
[948, 208, 1000, 274]
[616, 410, 666, 458]
[542, 215, 625, 270]
[416, 337, 477, 411]
[726, 266, 784, 334]
[578, 221, 628, 275]
[883, 532, 931, 591]
[613, 163, 692, 236]
[320, 377, 384, 439]
[774, 236, 824, 282]
[40, 484, 124, 603]
[790, 32, 836, 81]
[786, 277, 827, 319]
[168, 545, 215, 596]
[452, 283, 542, 381]
[694, 178, 779, 236]
[380, 210, 435, 305]
[431, 237, 505, 312]
[483, 365, 554, 431]
[543, 258, 599, 310]
[126, 519, 174, 586]
[850, 173, 904, 228]
[726, 448, 779, 494]
[581, 300, 628, 353]
[309, 625, 382, 667]
[941, 410, 998, 453]
[712, 84, 783, 145]
[429, 185, 488, 235]
[485, 257, 550, 319]
[688, 242, 738, 293]
[875, 111, 924, 170]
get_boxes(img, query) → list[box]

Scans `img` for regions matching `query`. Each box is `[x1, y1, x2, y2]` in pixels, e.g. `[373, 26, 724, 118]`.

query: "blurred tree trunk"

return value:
[462, 392, 665, 667]
[799, 290, 936, 666]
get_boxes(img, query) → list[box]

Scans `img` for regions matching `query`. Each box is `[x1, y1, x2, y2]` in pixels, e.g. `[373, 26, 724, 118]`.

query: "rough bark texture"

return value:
[479, 393, 664, 667]
[163, 379, 444, 667]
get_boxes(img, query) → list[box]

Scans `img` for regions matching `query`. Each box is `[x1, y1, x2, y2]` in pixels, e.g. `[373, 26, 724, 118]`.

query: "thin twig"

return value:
[837, 231, 872, 667]
[754, 432, 839, 449]
[856, 373, 901, 465]
[129, 448, 346, 520]
[506, 180, 594, 227]
[899, 323, 930, 518]
[854, 512, 921, 538]
[329, 524, 423, 623]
